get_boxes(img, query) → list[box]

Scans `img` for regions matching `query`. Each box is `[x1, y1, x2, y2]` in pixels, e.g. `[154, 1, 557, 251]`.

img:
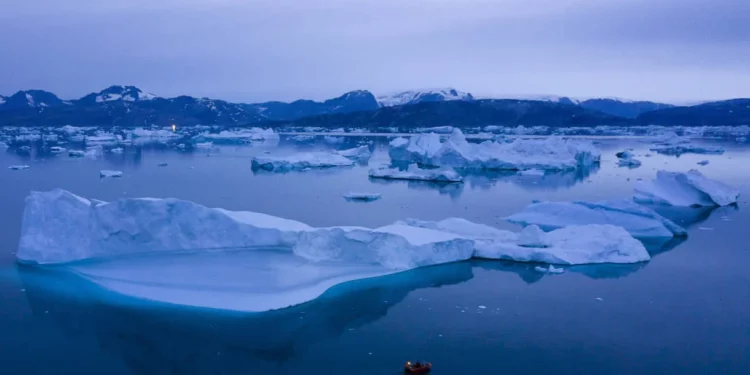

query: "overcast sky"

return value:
[1, 0, 748, 103]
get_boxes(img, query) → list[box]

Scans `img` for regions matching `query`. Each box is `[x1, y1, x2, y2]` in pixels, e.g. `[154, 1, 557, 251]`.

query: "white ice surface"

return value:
[506, 199, 687, 239]
[336, 145, 372, 159]
[388, 129, 600, 170]
[518, 169, 545, 176]
[368, 164, 463, 182]
[199, 128, 279, 143]
[251, 153, 355, 171]
[634, 170, 739, 207]
[9, 165, 30, 170]
[100, 170, 123, 178]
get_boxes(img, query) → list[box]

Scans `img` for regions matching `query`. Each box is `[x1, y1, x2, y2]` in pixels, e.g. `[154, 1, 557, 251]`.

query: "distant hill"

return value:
[637, 99, 750, 126]
[274, 99, 634, 128]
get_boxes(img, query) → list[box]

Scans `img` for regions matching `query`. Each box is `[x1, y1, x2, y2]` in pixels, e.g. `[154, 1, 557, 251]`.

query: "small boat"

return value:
[404, 361, 432, 373]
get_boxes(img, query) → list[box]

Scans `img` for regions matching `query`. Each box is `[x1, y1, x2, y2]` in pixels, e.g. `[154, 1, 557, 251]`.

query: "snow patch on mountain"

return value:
[377, 88, 473, 107]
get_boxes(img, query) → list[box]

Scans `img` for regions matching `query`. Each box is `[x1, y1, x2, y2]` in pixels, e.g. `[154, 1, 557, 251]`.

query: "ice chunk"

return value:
[506, 199, 687, 239]
[68, 150, 85, 157]
[17, 190, 313, 264]
[199, 128, 279, 143]
[616, 150, 642, 168]
[290, 135, 315, 142]
[650, 144, 724, 156]
[195, 142, 213, 149]
[534, 265, 565, 274]
[634, 170, 739, 207]
[9, 165, 30, 170]
[294, 225, 475, 270]
[400, 218, 649, 265]
[251, 153, 354, 172]
[697, 160, 709, 166]
[518, 169, 545, 176]
[110, 147, 124, 154]
[323, 136, 344, 144]
[368, 164, 463, 183]
[49, 146, 66, 153]
[336, 145, 372, 160]
[389, 129, 600, 170]
[343, 192, 381, 201]
[100, 170, 123, 178]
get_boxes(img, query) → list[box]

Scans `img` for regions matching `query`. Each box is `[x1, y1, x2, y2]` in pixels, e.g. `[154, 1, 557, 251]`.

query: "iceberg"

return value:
[251, 152, 354, 172]
[195, 141, 213, 149]
[650, 144, 724, 156]
[517, 169, 545, 176]
[323, 136, 344, 144]
[697, 160, 709, 166]
[199, 128, 279, 143]
[49, 146, 66, 153]
[368, 164, 463, 183]
[535, 265, 565, 274]
[389, 129, 600, 171]
[634, 170, 739, 207]
[9, 165, 30, 170]
[289, 135, 315, 142]
[399, 219, 649, 265]
[616, 150, 642, 168]
[100, 170, 123, 178]
[68, 150, 85, 157]
[343, 192, 381, 201]
[110, 147, 124, 154]
[506, 199, 687, 240]
[336, 145, 372, 160]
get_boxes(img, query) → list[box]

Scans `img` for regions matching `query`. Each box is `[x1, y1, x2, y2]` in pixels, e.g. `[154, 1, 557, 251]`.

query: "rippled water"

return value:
[1, 136, 749, 374]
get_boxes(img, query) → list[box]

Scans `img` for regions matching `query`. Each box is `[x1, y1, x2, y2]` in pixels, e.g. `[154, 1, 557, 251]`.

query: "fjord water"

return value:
[1, 137, 749, 375]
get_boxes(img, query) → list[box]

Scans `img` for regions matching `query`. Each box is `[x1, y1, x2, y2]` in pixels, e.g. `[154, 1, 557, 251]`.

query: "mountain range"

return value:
[0, 85, 747, 127]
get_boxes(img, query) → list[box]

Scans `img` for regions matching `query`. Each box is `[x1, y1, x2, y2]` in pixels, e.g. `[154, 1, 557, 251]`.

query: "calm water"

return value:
[1, 136, 749, 375]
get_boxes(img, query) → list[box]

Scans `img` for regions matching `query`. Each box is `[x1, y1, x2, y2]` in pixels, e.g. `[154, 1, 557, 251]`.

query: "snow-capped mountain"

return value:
[0, 90, 67, 109]
[78, 85, 158, 104]
[0, 95, 5, 105]
[377, 88, 474, 107]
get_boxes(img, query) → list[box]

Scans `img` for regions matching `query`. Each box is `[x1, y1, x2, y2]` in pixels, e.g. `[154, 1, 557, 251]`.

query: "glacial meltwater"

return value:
[1, 135, 749, 374]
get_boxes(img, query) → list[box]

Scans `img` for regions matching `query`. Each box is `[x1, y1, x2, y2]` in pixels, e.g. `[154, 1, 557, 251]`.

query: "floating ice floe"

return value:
[389, 129, 600, 171]
[534, 265, 565, 274]
[343, 192, 381, 202]
[9, 165, 30, 170]
[17, 190, 651, 311]
[289, 135, 315, 142]
[649, 133, 724, 156]
[634, 170, 739, 207]
[323, 136, 344, 144]
[68, 150, 85, 157]
[369, 164, 463, 183]
[100, 170, 123, 178]
[49, 146, 66, 153]
[697, 160, 709, 166]
[506, 199, 687, 240]
[110, 147, 124, 154]
[518, 169, 545, 176]
[251, 152, 354, 172]
[199, 128, 279, 143]
[336, 145, 372, 160]
[616, 150, 642, 168]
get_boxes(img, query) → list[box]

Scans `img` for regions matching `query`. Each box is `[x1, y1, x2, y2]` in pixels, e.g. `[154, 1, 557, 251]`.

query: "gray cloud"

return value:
[0, 0, 748, 103]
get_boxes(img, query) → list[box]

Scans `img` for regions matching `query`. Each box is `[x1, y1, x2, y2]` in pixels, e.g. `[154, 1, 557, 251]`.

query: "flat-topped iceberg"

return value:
[634, 170, 739, 207]
[251, 152, 354, 172]
[199, 128, 279, 143]
[369, 164, 463, 182]
[336, 145, 372, 160]
[506, 199, 687, 239]
[389, 129, 600, 171]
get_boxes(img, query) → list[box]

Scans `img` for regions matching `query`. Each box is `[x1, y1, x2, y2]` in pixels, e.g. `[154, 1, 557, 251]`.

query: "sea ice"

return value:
[49, 146, 66, 153]
[290, 135, 315, 142]
[534, 265, 565, 274]
[697, 160, 710, 166]
[199, 128, 279, 143]
[389, 129, 600, 171]
[336, 145, 372, 160]
[634, 170, 739, 207]
[251, 153, 354, 172]
[616, 150, 642, 168]
[518, 169, 545, 176]
[368, 164, 463, 183]
[100, 170, 123, 178]
[343, 192, 381, 201]
[9, 165, 30, 170]
[323, 136, 344, 144]
[506, 199, 687, 239]
[110, 147, 124, 154]
[68, 150, 85, 157]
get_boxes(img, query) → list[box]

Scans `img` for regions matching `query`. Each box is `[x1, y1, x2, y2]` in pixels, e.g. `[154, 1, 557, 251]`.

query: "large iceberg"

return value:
[369, 164, 463, 182]
[634, 170, 739, 207]
[19, 190, 653, 311]
[251, 153, 354, 171]
[388, 129, 600, 171]
[199, 128, 279, 143]
[506, 199, 687, 240]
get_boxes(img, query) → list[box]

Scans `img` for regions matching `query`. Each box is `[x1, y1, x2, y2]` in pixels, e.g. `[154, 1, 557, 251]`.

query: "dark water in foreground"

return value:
[1, 137, 749, 374]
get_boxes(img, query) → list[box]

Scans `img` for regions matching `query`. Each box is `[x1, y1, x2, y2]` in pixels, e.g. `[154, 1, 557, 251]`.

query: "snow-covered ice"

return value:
[388, 129, 600, 171]
[343, 192, 381, 201]
[506, 199, 687, 239]
[9, 165, 30, 170]
[336, 145, 372, 160]
[100, 170, 123, 178]
[369, 164, 463, 183]
[251, 153, 355, 172]
[634, 170, 739, 207]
